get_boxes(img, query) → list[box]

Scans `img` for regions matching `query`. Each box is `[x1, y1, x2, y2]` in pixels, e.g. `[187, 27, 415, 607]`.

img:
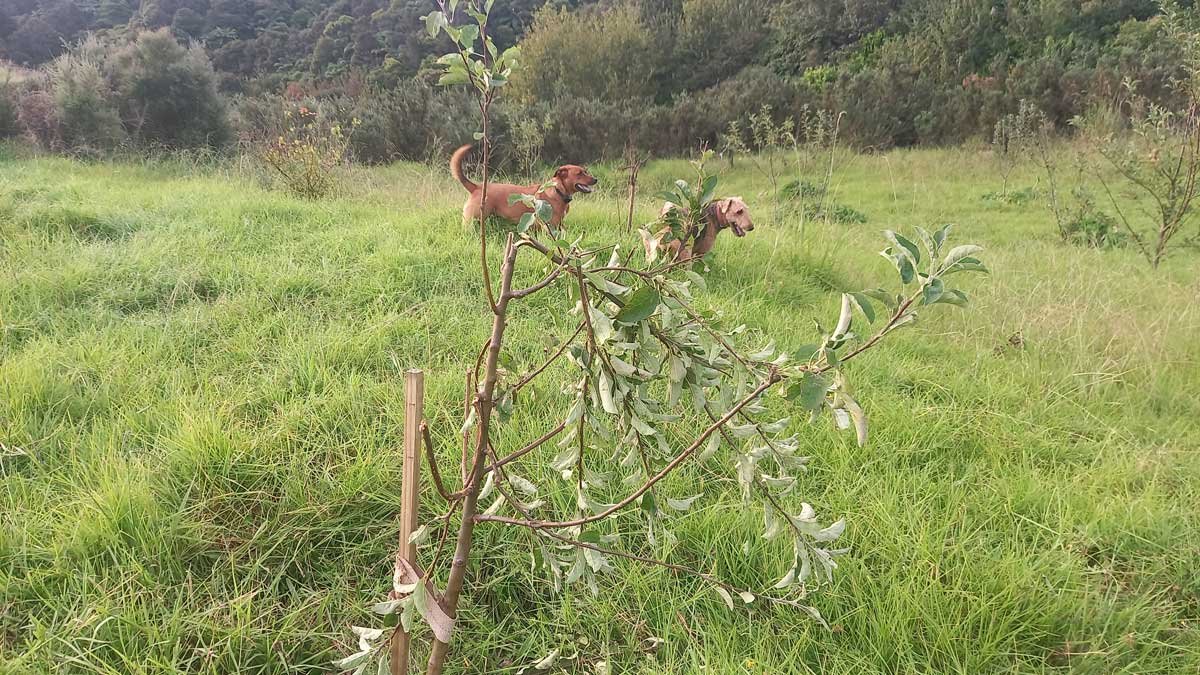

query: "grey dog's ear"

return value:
[719, 198, 734, 214]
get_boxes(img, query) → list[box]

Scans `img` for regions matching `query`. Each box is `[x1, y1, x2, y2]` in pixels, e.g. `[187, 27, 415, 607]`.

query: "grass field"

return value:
[1, 145, 1198, 674]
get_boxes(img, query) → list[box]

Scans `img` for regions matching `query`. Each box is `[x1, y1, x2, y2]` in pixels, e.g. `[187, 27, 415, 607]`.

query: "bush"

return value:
[0, 78, 18, 139]
[107, 29, 231, 149]
[16, 89, 59, 149]
[513, 2, 661, 105]
[782, 179, 824, 201]
[237, 81, 480, 166]
[1063, 205, 1126, 249]
[981, 187, 1038, 205]
[803, 201, 868, 225]
[256, 102, 357, 199]
[346, 83, 479, 165]
[47, 47, 125, 151]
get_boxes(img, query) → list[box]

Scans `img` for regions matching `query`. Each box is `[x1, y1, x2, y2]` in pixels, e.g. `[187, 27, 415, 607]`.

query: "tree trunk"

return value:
[426, 240, 517, 675]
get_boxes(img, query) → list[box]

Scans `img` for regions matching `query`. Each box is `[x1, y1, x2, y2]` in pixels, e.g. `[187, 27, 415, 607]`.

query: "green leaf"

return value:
[422, 11, 448, 37]
[933, 223, 952, 251]
[882, 249, 915, 284]
[885, 230, 921, 265]
[666, 494, 703, 511]
[824, 345, 841, 368]
[498, 46, 522, 69]
[922, 277, 944, 305]
[861, 288, 897, 309]
[942, 244, 983, 270]
[615, 286, 661, 324]
[640, 492, 658, 515]
[898, 256, 915, 284]
[793, 344, 821, 362]
[786, 372, 828, 412]
[934, 289, 969, 306]
[408, 523, 430, 545]
[699, 175, 719, 205]
[943, 257, 990, 275]
[913, 225, 936, 260]
[438, 69, 470, 86]
[517, 213, 536, 233]
[534, 199, 553, 223]
[698, 433, 721, 462]
[848, 292, 876, 324]
[714, 586, 735, 610]
[456, 24, 478, 48]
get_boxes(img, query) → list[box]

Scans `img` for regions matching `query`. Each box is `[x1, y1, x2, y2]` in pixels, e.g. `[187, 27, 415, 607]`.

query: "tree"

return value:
[97, 0, 136, 27]
[7, 16, 65, 65]
[512, 1, 659, 104]
[333, 4, 992, 674]
[170, 7, 206, 40]
[48, 44, 127, 150]
[108, 28, 231, 147]
[670, 0, 767, 93]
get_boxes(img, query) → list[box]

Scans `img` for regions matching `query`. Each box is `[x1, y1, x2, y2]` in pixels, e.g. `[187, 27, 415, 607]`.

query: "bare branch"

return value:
[422, 421, 460, 503]
[486, 421, 568, 473]
[511, 323, 585, 394]
[475, 373, 780, 529]
[507, 255, 572, 300]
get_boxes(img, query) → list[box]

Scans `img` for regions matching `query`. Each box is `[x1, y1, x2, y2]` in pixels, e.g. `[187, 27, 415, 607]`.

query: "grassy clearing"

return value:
[1, 147, 1198, 674]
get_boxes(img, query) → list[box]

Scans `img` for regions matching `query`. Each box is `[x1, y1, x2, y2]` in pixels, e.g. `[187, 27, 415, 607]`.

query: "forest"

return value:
[0, 0, 1191, 161]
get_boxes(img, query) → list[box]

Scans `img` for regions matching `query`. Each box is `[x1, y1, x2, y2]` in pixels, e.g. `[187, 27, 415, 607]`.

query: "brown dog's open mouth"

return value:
[575, 183, 594, 194]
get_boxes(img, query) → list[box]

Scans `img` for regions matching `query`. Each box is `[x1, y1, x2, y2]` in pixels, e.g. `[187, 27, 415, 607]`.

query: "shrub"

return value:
[256, 102, 357, 199]
[991, 101, 1045, 198]
[346, 83, 479, 165]
[16, 89, 60, 149]
[782, 179, 824, 201]
[47, 47, 125, 151]
[0, 77, 18, 139]
[1063, 201, 1126, 249]
[981, 186, 1038, 205]
[810, 202, 868, 225]
[513, 2, 659, 105]
[107, 29, 231, 149]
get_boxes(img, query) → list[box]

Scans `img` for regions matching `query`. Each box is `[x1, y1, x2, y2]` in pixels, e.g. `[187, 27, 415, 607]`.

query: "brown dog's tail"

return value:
[450, 144, 479, 193]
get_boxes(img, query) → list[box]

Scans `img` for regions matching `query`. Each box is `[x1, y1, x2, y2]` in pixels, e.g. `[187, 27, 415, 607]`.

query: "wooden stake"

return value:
[391, 369, 424, 675]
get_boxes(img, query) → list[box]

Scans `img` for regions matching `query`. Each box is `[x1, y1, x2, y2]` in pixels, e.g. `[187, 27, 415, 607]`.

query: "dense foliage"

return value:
[0, 0, 1194, 158]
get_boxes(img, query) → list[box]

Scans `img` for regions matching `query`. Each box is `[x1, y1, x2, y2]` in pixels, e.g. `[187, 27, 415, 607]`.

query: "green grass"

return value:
[1, 148, 1198, 674]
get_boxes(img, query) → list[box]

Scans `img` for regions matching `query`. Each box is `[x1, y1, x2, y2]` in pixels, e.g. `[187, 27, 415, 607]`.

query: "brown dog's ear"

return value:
[555, 166, 569, 179]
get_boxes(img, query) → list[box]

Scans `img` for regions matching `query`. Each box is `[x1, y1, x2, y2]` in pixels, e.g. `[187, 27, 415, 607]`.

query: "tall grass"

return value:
[1, 149, 1197, 673]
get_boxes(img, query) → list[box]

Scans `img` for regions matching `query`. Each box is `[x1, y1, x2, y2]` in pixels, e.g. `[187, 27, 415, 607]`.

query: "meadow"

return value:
[1, 145, 1198, 674]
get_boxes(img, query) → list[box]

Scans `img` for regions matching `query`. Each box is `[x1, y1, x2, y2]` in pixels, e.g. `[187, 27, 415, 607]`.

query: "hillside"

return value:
[0, 1, 1187, 148]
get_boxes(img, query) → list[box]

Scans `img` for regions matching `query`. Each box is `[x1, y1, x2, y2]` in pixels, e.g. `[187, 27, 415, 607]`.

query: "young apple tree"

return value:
[333, 3, 992, 674]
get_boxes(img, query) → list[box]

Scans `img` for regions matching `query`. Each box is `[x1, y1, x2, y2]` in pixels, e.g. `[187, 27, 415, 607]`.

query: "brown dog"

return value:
[451, 145, 597, 229]
[643, 197, 754, 262]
